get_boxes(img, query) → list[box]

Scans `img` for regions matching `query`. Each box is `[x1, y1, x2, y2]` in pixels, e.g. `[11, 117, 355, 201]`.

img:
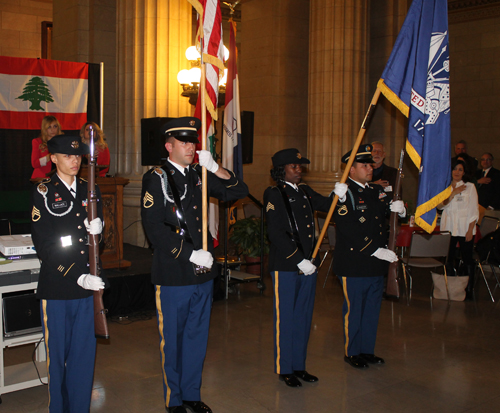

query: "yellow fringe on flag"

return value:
[415, 185, 451, 233]
[377, 79, 409, 117]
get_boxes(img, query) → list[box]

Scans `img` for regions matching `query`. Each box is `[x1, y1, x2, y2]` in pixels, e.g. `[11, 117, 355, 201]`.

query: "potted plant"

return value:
[229, 217, 270, 275]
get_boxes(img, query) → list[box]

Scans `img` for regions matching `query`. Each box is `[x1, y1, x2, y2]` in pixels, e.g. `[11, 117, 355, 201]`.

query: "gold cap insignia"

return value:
[143, 191, 154, 208]
[71, 141, 79, 149]
[189, 120, 195, 126]
[32, 206, 41, 222]
[297, 153, 302, 159]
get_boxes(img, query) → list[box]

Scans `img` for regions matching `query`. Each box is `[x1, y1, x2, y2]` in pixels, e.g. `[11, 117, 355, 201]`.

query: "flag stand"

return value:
[312, 87, 381, 259]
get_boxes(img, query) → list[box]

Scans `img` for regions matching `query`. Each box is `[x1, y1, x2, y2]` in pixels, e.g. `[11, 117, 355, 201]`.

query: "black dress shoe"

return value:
[167, 406, 187, 413]
[344, 355, 369, 369]
[294, 370, 319, 382]
[182, 401, 212, 413]
[279, 374, 302, 387]
[360, 353, 385, 364]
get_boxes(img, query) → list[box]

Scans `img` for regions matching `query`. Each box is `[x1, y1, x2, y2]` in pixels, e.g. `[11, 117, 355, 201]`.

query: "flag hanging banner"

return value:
[0, 56, 89, 130]
[377, 0, 451, 233]
[222, 19, 243, 181]
[187, 0, 225, 121]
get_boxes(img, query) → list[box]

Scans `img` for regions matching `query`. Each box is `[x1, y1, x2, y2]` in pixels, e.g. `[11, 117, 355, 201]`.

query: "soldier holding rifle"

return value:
[31, 134, 105, 412]
[332, 145, 405, 369]
[141, 117, 248, 413]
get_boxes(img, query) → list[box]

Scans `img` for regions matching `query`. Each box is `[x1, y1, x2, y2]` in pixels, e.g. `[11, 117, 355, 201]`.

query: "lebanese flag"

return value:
[0, 56, 88, 130]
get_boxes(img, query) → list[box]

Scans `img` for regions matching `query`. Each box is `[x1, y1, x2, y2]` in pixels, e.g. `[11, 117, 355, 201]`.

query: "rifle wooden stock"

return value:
[386, 150, 405, 298]
[87, 127, 109, 339]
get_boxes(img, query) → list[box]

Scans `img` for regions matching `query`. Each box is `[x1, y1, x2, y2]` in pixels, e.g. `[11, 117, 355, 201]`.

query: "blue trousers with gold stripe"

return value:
[338, 276, 384, 357]
[41, 297, 96, 413]
[271, 270, 317, 375]
[155, 281, 213, 408]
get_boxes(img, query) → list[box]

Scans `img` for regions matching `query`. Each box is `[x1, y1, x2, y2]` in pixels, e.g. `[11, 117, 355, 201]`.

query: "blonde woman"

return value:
[80, 122, 110, 177]
[31, 115, 63, 179]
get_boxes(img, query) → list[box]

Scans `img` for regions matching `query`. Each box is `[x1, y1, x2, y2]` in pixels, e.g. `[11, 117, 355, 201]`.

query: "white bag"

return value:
[431, 272, 469, 301]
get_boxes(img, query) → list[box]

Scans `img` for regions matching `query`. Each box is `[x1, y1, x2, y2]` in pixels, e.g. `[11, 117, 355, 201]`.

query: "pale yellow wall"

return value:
[0, 0, 52, 58]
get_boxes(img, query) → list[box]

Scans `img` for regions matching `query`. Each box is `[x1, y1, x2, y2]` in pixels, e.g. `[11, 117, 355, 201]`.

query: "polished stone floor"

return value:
[2, 262, 500, 412]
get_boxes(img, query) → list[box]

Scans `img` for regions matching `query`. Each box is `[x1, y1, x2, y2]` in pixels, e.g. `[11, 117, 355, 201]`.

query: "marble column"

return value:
[306, 0, 370, 195]
[116, 0, 192, 246]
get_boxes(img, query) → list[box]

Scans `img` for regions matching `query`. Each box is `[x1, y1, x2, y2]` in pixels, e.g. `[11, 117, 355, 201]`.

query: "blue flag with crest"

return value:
[377, 0, 451, 233]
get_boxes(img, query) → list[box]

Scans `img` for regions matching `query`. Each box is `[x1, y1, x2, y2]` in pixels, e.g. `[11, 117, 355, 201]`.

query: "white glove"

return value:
[297, 259, 317, 276]
[189, 249, 214, 268]
[390, 200, 406, 217]
[77, 274, 105, 291]
[333, 182, 348, 202]
[84, 217, 103, 235]
[372, 248, 398, 263]
[196, 150, 219, 174]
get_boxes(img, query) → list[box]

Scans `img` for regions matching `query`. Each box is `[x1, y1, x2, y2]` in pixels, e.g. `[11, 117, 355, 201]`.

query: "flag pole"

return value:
[312, 87, 381, 259]
[200, 61, 208, 251]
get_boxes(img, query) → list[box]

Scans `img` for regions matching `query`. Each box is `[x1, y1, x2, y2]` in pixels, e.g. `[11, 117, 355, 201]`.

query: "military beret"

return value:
[47, 135, 89, 155]
[272, 148, 310, 167]
[162, 116, 201, 143]
[341, 144, 374, 164]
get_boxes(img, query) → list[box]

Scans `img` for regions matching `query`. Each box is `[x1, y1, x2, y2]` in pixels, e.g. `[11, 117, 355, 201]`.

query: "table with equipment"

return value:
[0, 240, 46, 402]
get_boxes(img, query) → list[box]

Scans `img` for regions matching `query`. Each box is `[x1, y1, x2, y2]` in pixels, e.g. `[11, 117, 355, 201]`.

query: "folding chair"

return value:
[475, 216, 500, 302]
[317, 216, 336, 287]
[400, 231, 451, 304]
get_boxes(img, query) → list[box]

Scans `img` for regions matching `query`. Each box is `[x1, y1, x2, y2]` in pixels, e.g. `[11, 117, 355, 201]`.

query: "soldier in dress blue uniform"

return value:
[31, 134, 105, 412]
[264, 148, 333, 387]
[332, 144, 405, 369]
[141, 117, 248, 413]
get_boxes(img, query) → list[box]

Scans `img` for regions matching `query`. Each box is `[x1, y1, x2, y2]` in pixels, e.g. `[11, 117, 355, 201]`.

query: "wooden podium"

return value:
[95, 176, 131, 269]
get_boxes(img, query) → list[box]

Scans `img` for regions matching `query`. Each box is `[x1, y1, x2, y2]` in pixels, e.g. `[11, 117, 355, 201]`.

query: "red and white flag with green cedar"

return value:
[0, 56, 88, 130]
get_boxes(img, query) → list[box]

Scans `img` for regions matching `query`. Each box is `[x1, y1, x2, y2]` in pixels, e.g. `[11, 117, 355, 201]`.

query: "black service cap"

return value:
[162, 116, 201, 143]
[341, 144, 374, 164]
[47, 135, 89, 155]
[272, 148, 310, 167]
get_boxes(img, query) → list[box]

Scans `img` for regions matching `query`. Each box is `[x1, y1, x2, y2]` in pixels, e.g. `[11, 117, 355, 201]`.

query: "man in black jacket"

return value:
[141, 117, 248, 413]
[31, 134, 105, 412]
[332, 145, 405, 369]
[264, 148, 332, 387]
[476, 152, 500, 210]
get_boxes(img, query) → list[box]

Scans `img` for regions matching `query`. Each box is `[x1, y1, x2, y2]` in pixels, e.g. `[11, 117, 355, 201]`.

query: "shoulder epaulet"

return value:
[298, 183, 307, 187]
[79, 177, 88, 183]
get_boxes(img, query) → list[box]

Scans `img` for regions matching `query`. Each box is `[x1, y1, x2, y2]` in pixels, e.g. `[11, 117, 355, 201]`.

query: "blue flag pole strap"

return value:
[377, 79, 409, 118]
[415, 185, 452, 233]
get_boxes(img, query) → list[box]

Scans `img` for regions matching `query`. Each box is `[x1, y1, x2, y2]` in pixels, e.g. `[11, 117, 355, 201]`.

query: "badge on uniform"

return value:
[266, 202, 275, 212]
[143, 191, 154, 208]
[82, 199, 88, 207]
[55, 193, 62, 202]
[338, 205, 348, 215]
[32, 206, 41, 222]
[196, 177, 202, 186]
[379, 192, 387, 199]
[52, 201, 68, 209]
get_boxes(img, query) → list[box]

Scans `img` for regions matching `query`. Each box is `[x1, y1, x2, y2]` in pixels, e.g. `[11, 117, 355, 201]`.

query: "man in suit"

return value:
[476, 152, 500, 210]
[141, 117, 248, 413]
[370, 141, 398, 199]
[452, 140, 478, 177]
[31, 134, 105, 412]
[264, 148, 333, 387]
[332, 145, 405, 369]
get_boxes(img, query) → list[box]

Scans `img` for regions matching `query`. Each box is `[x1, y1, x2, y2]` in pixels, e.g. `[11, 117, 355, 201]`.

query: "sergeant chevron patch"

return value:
[143, 191, 154, 208]
[266, 202, 275, 212]
[32, 206, 41, 222]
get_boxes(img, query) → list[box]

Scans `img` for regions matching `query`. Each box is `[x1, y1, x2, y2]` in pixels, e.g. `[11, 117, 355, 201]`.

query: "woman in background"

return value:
[438, 159, 479, 300]
[80, 122, 110, 177]
[31, 115, 63, 179]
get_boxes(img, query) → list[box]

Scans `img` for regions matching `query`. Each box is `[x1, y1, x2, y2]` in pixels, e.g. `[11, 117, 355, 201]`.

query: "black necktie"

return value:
[70, 188, 76, 198]
[184, 168, 189, 176]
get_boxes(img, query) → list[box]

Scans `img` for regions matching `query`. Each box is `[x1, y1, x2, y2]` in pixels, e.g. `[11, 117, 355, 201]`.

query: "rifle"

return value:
[87, 125, 109, 339]
[386, 149, 405, 298]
